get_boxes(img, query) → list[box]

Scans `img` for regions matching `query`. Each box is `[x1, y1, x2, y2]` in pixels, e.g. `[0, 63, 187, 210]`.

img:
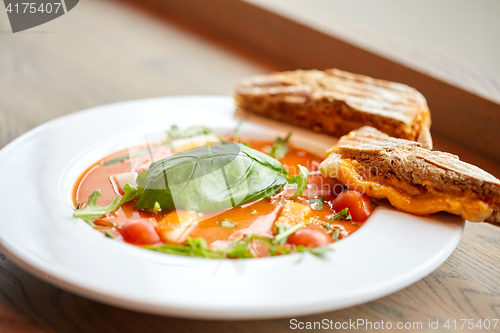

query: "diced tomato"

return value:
[333, 190, 374, 221]
[309, 160, 320, 172]
[251, 240, 271, 257]
[120, 219, 160, 245]
[287, 227, 332, 248]
[302, 174, 343, 201]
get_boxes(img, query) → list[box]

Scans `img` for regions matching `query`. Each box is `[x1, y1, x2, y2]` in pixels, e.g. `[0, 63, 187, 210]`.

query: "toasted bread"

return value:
[319, 127, 500, 223]
[234, 69, 432, 149]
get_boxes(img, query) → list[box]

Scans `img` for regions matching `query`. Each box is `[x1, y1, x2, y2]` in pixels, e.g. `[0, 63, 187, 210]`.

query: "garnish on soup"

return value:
[73, 126, 375, 258]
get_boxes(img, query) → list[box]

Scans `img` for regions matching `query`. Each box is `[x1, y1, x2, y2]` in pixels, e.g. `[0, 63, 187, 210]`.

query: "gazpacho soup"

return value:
[73, 126, 375, 258]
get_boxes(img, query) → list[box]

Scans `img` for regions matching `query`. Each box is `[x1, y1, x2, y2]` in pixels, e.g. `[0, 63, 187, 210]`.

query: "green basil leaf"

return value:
[287, 165, 309, 198]
[134, 143, 288, 213]
[73, 184, 138, 226]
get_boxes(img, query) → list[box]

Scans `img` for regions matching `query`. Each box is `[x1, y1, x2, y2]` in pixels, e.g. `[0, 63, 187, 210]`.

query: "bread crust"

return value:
[321, 127, 500, 223]
[235, 69, 433, 148]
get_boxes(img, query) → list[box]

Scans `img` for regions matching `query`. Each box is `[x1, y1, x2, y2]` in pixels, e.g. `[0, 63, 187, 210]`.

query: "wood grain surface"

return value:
[124, 0, 500, 164]
[0, 0, 499, 332]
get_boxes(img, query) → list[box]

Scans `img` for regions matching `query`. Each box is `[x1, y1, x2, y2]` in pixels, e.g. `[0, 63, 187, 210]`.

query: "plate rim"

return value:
[0, 95, 465, 319]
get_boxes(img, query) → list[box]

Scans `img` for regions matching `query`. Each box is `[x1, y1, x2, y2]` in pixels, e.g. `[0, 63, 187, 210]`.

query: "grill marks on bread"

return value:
[235, 69, 432, 148]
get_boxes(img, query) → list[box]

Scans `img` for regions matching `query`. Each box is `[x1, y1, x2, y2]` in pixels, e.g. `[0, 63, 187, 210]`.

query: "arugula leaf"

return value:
[166, 125, 180, 142]
[296, 245, 333, 258]
[309, 196, 325, 210]
[73, 184, 138, 227]
[225, 238, 254, 258]
[287, 165, 309, 198]
[164, 125, 225, 148]
[146, 237, 250, 258]
[134, 143, 288, 213]
[146, 234, 332, 259]
[147, 237, 226, 258]
[332, 228, 339, 241]
[330, 208, 352, 221]
[183, 125, 226, 143]
[268, 133, 291, 159]
[274, 222, 305, 245]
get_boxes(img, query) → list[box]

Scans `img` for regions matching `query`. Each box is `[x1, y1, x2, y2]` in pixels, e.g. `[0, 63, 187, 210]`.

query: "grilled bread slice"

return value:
[319, 126, 500, 223]
[234, 68, 432, 149]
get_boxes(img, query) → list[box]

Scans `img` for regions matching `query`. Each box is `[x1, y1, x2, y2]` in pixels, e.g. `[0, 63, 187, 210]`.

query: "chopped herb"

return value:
[218, 219, 235, 227]
[330, 208, 352, 221]
[164, 125, 226, 147]
[274, 222, 305, 245]
[182, 125, 226, 144]
[332, 228, 340, 241]
[153, 201, 161, 214]
[353, 223, 361, 227]
[225, 238, 253, 258]
[146, 234, 332, 259]
[269, 133, 291, 159]
[103, 147, 158, 166]
[309, 196, 325, 210]
[251, 209, 257, 214]
[146, 237, 226, 258]
[166, 125, 180, 142]
[105, 231, 115, 239]
[73, 184, 139, 228]
[287, 165, 309, 198]
[296, 245, 333, 257]
[323, 222, 331, 231]
[103, 154, 130, 167]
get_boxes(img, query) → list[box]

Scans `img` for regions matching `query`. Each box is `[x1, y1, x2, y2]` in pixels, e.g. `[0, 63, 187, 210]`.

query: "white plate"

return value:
[0, 96, 464, 319]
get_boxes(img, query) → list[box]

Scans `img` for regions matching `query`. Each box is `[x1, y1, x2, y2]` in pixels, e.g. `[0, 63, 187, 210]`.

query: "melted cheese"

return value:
[319, 154, 492, 222]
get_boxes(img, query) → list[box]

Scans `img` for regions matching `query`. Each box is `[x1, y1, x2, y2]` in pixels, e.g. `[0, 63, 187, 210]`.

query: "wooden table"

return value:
[0, 1, 499, 331]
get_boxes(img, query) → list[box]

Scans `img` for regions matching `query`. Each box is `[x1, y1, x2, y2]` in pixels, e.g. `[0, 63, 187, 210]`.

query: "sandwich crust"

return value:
[235, 69, 432, 148]
[320, 127, 500, 223]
